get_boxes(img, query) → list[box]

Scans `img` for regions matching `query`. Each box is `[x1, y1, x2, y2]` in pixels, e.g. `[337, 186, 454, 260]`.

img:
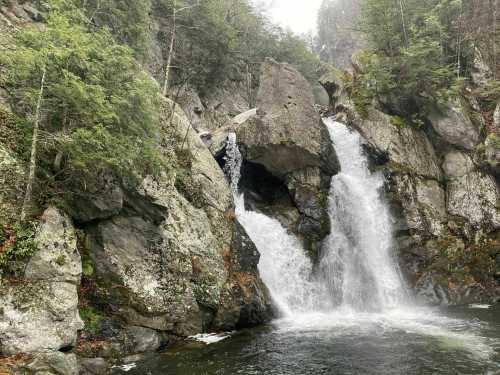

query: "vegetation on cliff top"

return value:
[343, 0, 500, 120]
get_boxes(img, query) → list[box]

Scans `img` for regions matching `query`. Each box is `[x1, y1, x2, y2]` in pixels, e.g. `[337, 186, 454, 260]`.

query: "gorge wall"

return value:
[320, 60, 500, 306]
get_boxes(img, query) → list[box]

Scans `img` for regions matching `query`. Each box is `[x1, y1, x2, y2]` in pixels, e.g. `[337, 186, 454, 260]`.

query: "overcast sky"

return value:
[255, 0, 323, 35]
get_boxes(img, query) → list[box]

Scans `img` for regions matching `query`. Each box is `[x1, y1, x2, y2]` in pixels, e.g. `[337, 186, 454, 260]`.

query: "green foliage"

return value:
[357, 0, 466, 117]
[79, 306, 102, 333]
[74, 0, 153, 59]
[0, 1, 165, 198]
[0, 221, 38, 276]
[0, 108, 32, 159]
[158, 0, 322, 94]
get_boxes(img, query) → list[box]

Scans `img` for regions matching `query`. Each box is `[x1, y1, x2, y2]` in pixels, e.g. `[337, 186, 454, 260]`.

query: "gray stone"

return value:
[351, 108, 442, 179]
[237, 59, 339, 178]
[443, 151, 500, 228]
[22, 4, 44, 22]
[428, 101, 480, 150]
[471, 48, 492, 86]
[84, 99, 270, 337]
[208, 108, 258, 158]
[0, 281, 83, 355]
[415, 273, 449, 306]
[25, 207, 81, 283]
[235, 59, 339, 255]
[66, 171, 124, 223]
[122, 326, 161, 354]
[0, 208, 83, 355]
[78, 357, 108, 375]
[25, 352, 79, 375]
[319, 66, 349, 109]
[174, 86, 206, 132]
[390, 175, 446, 236]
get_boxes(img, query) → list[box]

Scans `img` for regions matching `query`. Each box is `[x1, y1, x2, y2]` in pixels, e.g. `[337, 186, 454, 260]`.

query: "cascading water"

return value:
[227, 119, 408, 315]
[318, 118, 408, 311]
[224, 132, 329, 315]
[124, 125, 499, 375]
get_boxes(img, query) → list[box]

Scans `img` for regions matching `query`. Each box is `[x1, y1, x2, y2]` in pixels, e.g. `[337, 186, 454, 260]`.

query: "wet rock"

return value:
[208, 108, 258, 159]
[415, 273, 449, 305]
[78, 357, 109, 375]
[22, 352, 79, 375]
[214, 222, 272, 330]
[428, 101, 480, 151]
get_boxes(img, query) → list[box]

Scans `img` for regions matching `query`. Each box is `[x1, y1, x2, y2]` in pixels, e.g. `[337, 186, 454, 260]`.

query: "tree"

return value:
[356, 0, 466, 118]
[1, 1, 164, 215]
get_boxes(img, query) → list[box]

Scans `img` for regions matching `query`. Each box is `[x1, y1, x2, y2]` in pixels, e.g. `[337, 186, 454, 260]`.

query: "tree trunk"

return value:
[20, 67, 46, 223]
[162, 0, 176, 97]
[398, 0, 408, 47]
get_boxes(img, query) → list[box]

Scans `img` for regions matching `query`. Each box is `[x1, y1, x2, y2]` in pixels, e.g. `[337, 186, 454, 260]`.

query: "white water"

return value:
[225, 121, 496, 362]
[319, 118, 407, 311]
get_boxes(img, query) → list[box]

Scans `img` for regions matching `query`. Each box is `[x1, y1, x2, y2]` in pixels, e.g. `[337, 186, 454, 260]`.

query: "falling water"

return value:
[224, 132, 329, 315]
[228, 120, 407, 315]
[318, 118, 408, 311]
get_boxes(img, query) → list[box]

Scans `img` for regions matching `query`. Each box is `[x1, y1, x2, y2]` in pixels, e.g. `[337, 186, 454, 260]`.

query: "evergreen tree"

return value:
[0, 1, 164, 213]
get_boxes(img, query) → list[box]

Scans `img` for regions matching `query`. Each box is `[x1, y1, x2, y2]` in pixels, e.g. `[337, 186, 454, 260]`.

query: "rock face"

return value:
[443, 151, 500, 229]
[236, 59, 339, 256]
[428, 101, 481, 150]
[0, 208, 83, 355]
[0, 94, 271, 370]
[81, 99, 271, 346]
[322, 66, 500, 305]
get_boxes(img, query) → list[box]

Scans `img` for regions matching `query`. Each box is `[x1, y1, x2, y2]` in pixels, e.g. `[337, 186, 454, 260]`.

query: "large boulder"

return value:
[428, 101, 481, 151]
[236, 59, 339, 255]
[0, 208, 83, 355]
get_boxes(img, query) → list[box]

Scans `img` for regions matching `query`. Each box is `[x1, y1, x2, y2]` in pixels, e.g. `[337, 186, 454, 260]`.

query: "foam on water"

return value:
[189, 333, 232, 344]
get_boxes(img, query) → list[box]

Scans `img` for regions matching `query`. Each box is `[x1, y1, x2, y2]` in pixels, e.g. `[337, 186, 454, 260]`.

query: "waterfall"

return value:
[225, 120, 407, 316]
[319, 118, 408, 311]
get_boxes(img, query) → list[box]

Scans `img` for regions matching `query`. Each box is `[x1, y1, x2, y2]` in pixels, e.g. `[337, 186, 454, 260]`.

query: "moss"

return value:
[55, 254, 66, 266]
[82, 260, 94, 277]
[0, 221, 38, 277]
[426, 233, 499, 288]
[390, 116, 406, 128]
[79, 306, 102, 333]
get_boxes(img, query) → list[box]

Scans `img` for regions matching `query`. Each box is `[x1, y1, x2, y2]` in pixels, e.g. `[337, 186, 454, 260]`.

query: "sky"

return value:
[255, 0, 323, 35]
